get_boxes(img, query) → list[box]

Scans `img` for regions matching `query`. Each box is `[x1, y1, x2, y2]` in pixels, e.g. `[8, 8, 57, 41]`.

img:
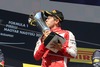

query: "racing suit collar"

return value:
[51, 27, 62, 32]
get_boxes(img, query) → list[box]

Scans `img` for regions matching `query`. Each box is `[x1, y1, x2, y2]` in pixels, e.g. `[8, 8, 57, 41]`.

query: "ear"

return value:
[55, 19, 60, 24]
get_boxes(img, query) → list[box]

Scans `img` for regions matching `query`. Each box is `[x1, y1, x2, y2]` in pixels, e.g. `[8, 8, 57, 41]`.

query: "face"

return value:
[45, 16, 59, 28]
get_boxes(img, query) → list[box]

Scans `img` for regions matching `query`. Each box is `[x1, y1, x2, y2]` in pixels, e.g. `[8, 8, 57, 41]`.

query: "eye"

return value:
[48, 17, 50, 19]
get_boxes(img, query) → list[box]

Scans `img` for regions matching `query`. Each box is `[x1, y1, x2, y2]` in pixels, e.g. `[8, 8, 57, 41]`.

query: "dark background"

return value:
[50, 0, 100, 6]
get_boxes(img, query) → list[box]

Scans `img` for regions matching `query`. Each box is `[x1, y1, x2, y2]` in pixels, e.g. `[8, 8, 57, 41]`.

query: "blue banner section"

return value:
[61, 20, 100, 49]
[50, 0, 100, 6]
[0, 9, 42, 66]
[0, 9, 42, 49]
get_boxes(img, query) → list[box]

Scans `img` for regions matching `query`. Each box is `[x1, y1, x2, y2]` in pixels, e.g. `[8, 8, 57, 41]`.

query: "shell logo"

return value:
[23, 63, 41, 67]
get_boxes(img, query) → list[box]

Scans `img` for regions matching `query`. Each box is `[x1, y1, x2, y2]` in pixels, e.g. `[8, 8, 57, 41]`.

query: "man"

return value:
[33, 10, 77, 67]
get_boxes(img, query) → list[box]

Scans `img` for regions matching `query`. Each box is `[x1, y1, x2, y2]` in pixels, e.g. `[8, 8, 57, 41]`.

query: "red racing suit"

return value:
[34, 27, 77, 67]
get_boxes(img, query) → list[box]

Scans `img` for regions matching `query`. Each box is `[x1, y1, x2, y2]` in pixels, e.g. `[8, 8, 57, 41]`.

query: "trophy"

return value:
[28, 11, 50, 32]
[28, 11, 65, 53]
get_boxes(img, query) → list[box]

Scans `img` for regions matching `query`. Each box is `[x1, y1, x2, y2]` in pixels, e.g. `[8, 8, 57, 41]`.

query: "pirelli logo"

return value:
[70, 48, 97, 64]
